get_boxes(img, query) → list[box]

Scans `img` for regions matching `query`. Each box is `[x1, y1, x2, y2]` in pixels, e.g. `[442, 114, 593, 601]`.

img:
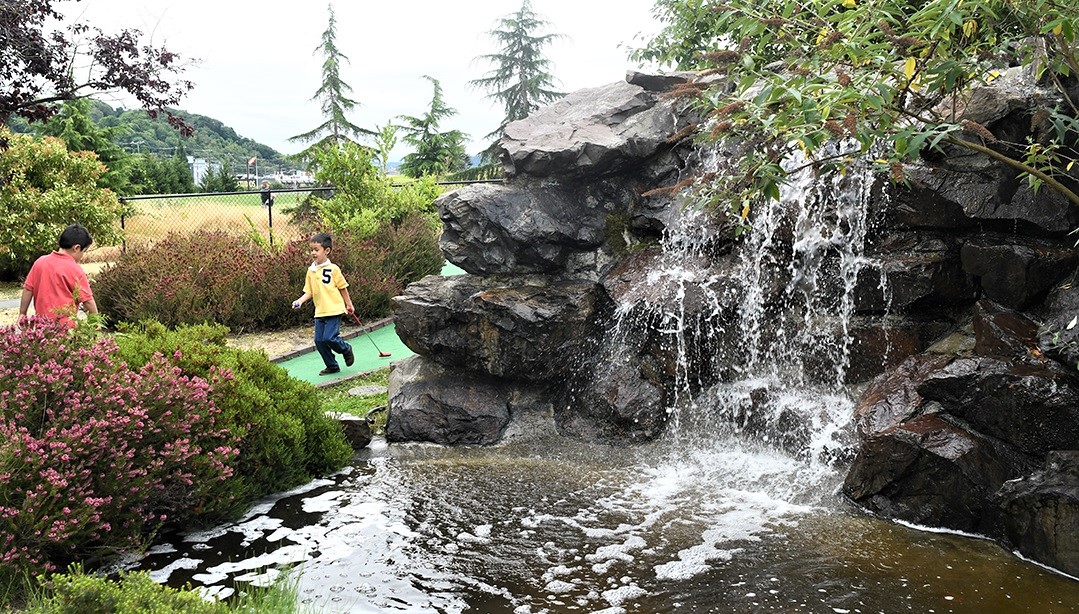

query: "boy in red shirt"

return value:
[20, 224, 98, 321]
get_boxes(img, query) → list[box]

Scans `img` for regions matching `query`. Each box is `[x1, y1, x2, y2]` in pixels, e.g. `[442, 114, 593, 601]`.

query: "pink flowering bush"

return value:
[0, 318, 239, 588]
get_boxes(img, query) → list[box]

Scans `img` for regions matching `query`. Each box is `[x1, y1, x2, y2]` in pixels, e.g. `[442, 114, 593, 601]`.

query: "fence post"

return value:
[268, 199, 274, 247]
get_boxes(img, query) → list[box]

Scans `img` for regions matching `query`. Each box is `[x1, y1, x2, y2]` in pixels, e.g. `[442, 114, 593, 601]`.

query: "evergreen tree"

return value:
[289, 3, 371, 155]
[397, 76, 469, 178]
[35, 98, 130, 193]
[200, 161, 239, 192]
[469, 0, 564, 152]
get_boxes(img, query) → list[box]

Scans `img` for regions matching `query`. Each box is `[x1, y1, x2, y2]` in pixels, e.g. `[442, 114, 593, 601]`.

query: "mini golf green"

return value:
[276, 261, 465, 384]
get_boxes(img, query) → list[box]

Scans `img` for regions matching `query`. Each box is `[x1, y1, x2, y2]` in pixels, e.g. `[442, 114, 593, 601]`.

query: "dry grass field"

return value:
[85, 193, 310, 263]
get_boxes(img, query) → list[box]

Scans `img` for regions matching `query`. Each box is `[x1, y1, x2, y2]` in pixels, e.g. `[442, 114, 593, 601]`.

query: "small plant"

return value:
[22, 563, 309, 614]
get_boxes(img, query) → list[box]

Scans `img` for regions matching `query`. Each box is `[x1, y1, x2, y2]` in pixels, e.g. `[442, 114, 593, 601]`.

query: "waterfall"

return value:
[614, 148, 881, 463]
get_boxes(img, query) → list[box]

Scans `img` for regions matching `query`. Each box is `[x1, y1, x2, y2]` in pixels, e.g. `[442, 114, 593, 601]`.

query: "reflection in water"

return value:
[122, 432, 1079, 613]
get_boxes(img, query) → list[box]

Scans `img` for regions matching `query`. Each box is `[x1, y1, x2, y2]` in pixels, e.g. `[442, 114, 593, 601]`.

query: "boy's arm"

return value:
[82, 298, 98, 315]
[340, 288, 354, 314]
[18, 289, 32, 316]
[292, 292, 311, 309]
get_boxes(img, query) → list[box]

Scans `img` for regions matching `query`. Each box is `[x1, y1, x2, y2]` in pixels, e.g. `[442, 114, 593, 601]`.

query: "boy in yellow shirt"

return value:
[291, 233, 355, 375]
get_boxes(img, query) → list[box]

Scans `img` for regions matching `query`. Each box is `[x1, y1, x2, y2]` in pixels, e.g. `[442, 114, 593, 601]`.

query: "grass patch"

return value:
[15, 564, 315, 614]
[319, 368, 389, 433]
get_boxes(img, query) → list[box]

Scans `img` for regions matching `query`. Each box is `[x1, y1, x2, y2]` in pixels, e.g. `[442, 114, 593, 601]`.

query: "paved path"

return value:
[0, 299, 18, 310]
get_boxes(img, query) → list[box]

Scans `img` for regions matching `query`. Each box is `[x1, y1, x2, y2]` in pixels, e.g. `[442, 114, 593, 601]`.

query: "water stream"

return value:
[120, 161, 1079, 612]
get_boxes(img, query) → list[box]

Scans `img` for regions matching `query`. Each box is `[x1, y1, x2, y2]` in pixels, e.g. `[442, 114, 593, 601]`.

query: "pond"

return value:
[122, 418, 1079, 614]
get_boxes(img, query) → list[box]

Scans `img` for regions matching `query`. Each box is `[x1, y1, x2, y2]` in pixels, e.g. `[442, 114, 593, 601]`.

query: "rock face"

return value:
[388, 69, 1079, 575]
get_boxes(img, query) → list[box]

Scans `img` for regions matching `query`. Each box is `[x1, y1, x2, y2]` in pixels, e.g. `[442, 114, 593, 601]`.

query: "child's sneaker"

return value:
[319, 367, 341, 376]
[343, 345, 355, 367]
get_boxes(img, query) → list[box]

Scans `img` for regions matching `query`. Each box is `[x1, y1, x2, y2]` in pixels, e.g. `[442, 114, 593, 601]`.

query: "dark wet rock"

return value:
[855, 239, 976, 312]
[918, 357, 1079, 458]
[626, 70, 695, 92]
[336, 414, 372, 450]
[1037, 268, 1079, 369]
[392, 275, 601, 382]
[843, 414, 1035, 533]
[844, 318, 953, 384]
[853, 355, 953, 440]
[971, 300, 1040, 361]
[552, 341, 669, 443]
[997, 451, 1079, 577]
[386, 356, 513, 445]
[961, 238, 1075, 309]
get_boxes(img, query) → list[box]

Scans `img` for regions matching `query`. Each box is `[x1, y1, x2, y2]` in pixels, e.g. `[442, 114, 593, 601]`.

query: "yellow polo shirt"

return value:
[303, 261, 349, 317]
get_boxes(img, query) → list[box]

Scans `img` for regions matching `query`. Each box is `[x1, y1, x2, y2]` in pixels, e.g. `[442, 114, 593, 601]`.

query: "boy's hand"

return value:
[346, 304, 355, 314]
[292, 300, 302, 310]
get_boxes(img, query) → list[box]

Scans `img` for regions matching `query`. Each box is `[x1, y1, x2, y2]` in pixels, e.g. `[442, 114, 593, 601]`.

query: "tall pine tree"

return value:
[397, 76, 468, 178]
[290, 3, 370, 155]
[470, 1, 563, 154]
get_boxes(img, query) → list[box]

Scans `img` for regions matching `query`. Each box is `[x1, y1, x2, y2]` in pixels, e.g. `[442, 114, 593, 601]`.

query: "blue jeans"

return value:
[314, 315, 351, 369]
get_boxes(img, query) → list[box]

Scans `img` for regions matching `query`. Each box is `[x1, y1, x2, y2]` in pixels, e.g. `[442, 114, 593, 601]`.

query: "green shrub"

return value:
[112, 321, 353, 508]
[93, 231, 300, 331]
[0, 128, 123, 280]
[0, 319, 238, 587]
[23, 564, 305, 614]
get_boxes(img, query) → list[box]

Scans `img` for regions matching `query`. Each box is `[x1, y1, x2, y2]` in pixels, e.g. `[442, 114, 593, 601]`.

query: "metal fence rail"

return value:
[115, 187, 332, 254]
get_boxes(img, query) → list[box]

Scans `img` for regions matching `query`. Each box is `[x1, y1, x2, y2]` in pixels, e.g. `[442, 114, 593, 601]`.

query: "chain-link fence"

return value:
[93, 187, 333, 262]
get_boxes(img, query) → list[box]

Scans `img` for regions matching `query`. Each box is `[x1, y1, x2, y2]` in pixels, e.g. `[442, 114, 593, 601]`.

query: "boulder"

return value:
[438, 183, 610, 276]
[997, 451, 1079, 577]
[843, 414, 1035, 533]
[971, 300, 1040, 361]
[392, 275, 601, 382]
[1037, 267, 1079, 369]
[918, 357, 1079, 458]
[960, 238, 1075, 309]
[386, 356, 514, 445]
[500, 79, 686, 179]
[853, 354, 953, 440]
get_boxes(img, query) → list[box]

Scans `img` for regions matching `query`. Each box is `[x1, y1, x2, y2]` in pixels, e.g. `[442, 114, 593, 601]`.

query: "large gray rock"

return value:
[386, 356, 514, 445]
[852, 355, 953, 440]
[438, 183, 611, 276]
[392, 274, 602, 382]
[500, 79, 684, 179]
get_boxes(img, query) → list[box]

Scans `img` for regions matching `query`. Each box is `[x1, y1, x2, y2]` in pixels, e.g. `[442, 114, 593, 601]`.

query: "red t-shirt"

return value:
[23, 251, 93, 318]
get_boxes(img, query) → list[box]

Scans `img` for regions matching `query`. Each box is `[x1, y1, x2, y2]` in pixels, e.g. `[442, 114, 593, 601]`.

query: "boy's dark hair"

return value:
[58, 224, 93, 250]
[310, 232, 333, 250]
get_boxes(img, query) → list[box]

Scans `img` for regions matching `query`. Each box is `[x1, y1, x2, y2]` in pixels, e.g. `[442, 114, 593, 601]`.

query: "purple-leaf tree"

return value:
[0, 0, 195, 135]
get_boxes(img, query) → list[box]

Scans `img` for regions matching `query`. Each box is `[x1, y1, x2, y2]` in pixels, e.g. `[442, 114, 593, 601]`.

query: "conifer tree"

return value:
[290, 3, 370, 154]
[470, 1, 564, 150]
[397, 76, 468, 178]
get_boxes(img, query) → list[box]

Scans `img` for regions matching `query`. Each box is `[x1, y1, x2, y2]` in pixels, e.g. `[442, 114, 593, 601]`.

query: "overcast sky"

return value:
[62, 0, 663, 160]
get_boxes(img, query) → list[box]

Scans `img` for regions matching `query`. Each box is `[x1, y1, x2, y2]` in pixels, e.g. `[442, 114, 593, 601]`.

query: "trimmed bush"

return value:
[0, 318, 239, 586]
[111, 321, 354, 506]
[93, 225, 439, 331]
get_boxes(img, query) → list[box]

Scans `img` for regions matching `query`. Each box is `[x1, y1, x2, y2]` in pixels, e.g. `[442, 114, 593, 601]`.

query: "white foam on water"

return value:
[146, 555, 203, 584]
